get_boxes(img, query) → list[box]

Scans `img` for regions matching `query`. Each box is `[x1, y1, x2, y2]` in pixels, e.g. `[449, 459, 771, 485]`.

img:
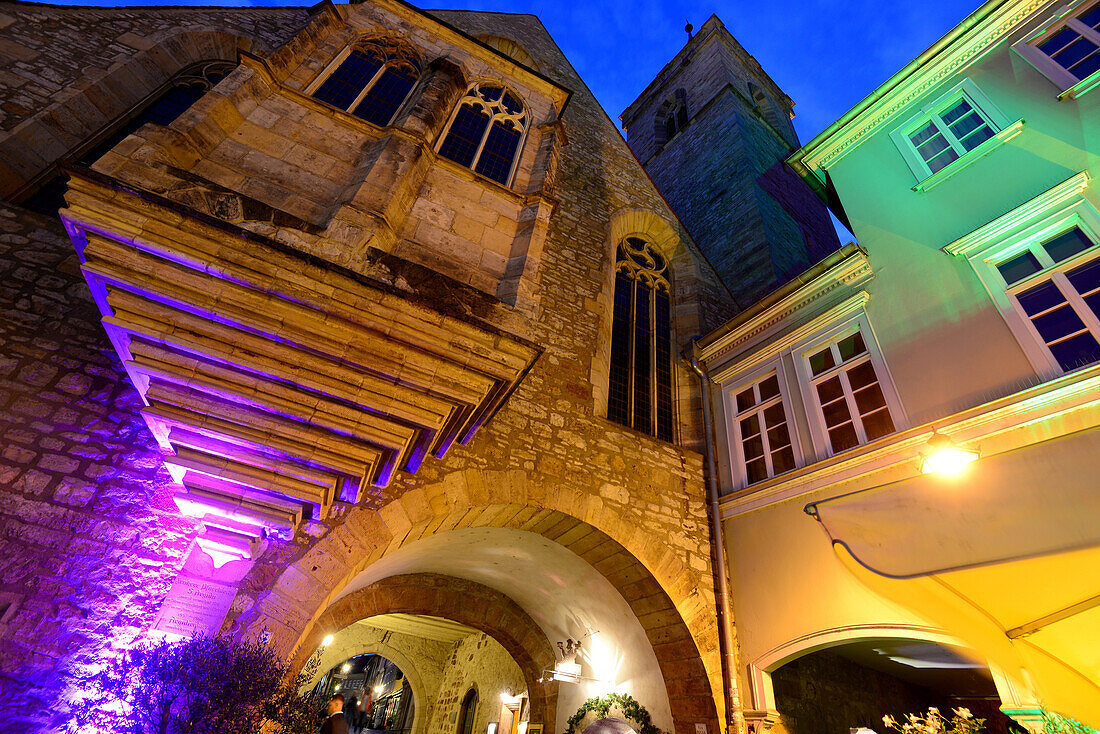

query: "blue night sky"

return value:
[87, 0, 982, 145]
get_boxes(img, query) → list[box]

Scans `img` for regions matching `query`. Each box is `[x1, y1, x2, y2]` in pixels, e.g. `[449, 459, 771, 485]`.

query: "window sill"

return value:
[1058, 69, 1100, 100]
[911, 119, 1025, 193]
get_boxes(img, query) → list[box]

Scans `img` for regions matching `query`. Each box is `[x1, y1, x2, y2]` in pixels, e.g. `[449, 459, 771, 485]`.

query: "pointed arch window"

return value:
[457, 688, 478, 734]
[438, 83, 527, 185]
[608, 237, 674, 441]
[664, 98, 687, 141]
[311, 37, 421, 127]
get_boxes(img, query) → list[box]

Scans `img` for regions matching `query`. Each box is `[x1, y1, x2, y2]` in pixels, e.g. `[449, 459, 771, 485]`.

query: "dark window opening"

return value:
[439, 84, 527, 186]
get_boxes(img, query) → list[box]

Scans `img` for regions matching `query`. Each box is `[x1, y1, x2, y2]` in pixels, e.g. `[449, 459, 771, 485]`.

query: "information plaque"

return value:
[152, 574, 237, 637]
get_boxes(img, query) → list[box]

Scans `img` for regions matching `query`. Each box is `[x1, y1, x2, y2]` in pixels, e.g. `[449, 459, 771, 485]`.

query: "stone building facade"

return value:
[0, 1, 803, 732]
[620, 17, 840, 309]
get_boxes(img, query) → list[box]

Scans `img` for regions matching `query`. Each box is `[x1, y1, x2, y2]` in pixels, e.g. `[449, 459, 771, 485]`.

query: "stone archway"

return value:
[234, 471, 722, 734]
[292, 573, 558, 729]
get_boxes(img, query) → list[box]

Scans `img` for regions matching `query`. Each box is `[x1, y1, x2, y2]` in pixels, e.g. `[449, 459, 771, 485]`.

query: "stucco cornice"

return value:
[944, 171, 1092, 257]
[789, 0, 1047, 183]
[698, 248, 874, 371]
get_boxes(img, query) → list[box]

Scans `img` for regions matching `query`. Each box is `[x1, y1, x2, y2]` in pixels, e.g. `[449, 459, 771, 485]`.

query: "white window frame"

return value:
[722, 362, 804, 490]
[1013, 0, 1100, 99]
[945, 172, 1100, 379]
[305, 44, 418, 126]
[889, 79, 1019, 190]
[790, 312, 908, 460]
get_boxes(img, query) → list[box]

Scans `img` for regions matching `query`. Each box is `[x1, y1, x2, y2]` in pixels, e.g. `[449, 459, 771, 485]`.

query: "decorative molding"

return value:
[708, 290, 872, 385]
[699, 250, 873, 367]
[944, 171, 1092, 256]
[793, 0, 1049, 180]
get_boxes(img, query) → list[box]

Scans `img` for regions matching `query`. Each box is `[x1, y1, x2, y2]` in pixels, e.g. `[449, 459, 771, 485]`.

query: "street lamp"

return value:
[920, 431, 979, 476]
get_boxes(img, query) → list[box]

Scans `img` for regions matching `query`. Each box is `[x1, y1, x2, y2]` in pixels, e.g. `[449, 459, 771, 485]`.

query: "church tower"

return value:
[622, 16, 840, 308]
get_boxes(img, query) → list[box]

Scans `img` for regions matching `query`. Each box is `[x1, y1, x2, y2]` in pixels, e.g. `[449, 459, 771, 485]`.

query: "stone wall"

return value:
[0, 201, 197, 733]
[0, 2, 313, 199]
[427, 632, 527, 734]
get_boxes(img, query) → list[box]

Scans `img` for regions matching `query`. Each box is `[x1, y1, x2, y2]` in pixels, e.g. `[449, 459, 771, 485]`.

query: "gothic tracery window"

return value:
[608, 237, 675, 441]
[312, 37, 421, 127]
[437, 82, 527, 185]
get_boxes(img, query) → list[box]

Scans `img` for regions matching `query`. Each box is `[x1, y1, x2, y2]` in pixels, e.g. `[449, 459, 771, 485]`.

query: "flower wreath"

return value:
[563, 693, 661, 734]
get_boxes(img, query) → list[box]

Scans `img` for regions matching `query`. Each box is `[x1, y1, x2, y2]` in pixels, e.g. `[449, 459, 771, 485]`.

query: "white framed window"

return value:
[726, 367, 800, 486]
[994, 226, 1100, 373]
[307, 36, 422, 126]
[800, 327, 899, 455]
[944, 172, 1100, 378]
[1013, 0, 1100, 99]
[890, 79, 1019, 188]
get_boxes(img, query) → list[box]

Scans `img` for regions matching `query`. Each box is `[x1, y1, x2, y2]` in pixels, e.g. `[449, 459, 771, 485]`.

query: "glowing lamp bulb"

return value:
[921, 432, 979, 476]
[322, 635, 334, 647]
[342, 663, 351, 673]
[374, 685, 383, 694]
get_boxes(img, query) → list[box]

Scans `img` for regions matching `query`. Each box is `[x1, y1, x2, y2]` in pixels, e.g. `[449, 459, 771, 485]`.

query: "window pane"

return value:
[1017, 280, 1068, 315]
[862, 408, 896, 441]
[997, 251, 1043, 285]
[1048, 332, 1100, 371]
[654, 290, 674, 443]
[1082, 4, 1100, 27]
[314, 51, 382, 110]
[908, 122, 940, 146]
[1054, 37, 1099, 75]
[771, 446, 795, 475]
[740, 414, 760, 438]
[632, 285, 652, 433]
[837, 331, 866, 362]
[946, 110, 984, 138]
[762, 402, 786, 428]
[736, 388, 756, 413]
[809, 347, 835, 375]
[1046, 229, 1094, 263]
[940, 99, 974, 124]
[743, 435, 765, 461]
[745, 457, 769, 485]
[767, 423, 790, 449]
[353, 65, 417, 126]
[474, 120, 522, 184]
[915, 132, 951, 159]
[759, 375, 780, 400]
[607, 273, 633, 427]
[828, 423, 859, 453]
[853, 383, 887, 416]
[1031, 304, 1087, 342]
[958, 125, 994, 151]
[1067, 257, 1100, 295]
[1039, 28, 1083, 57]
[438, 104, 490, 168]
[1072, 51, 1100, 80]
[821, 396, 852, 428]
[816, 376, 843, 405]
[846, 360, 879, 391]
[926, 146, 960, 174]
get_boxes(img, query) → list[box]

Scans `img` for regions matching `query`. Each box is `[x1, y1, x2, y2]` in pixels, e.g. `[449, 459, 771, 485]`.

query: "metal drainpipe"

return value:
[688, 339, 743, 734]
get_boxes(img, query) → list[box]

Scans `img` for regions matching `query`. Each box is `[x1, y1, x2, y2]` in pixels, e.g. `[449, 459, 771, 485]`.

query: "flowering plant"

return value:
[882, 707, 986, 734]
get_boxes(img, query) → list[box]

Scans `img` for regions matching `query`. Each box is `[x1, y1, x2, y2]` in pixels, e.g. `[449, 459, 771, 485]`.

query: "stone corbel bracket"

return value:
[61, 169, 540, 549]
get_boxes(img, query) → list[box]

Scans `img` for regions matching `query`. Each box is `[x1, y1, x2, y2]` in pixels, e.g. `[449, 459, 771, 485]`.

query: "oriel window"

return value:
[438, 83, 527, 186]
[311, 37, 421, 127]
[608, 237, 674, 441]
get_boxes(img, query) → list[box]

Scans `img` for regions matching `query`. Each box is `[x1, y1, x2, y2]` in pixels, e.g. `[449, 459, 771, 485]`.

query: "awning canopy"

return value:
[808, 427, 1100, 729]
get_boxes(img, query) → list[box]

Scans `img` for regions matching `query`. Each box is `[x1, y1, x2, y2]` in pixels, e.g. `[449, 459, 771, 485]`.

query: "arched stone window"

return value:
[608, 237, 674, 441]
[437, 82, 527, 186]
[311, 36, 422, 127]
[655, 89, 688, 148]
[457, 687, 478, 734]
[23, 60, 234, 215]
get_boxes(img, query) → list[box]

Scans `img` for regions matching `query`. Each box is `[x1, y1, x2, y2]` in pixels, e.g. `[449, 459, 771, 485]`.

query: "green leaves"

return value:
[564, 693, 661, 734]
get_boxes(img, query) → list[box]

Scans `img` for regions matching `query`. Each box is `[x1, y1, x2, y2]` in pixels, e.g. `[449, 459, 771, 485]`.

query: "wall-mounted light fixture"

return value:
[920, 430, 979, 476]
